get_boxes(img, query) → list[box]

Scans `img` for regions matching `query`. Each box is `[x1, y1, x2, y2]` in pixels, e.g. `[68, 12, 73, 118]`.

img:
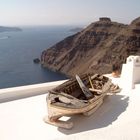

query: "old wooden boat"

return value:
[44, 73, 120, 129]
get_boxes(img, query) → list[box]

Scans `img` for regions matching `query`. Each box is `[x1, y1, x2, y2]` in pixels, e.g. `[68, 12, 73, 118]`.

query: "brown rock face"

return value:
[41, 17, 140, 77]
[99, 17, 111, 22]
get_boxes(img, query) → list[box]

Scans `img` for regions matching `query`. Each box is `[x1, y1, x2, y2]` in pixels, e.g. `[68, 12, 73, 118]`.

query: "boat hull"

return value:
[44, 73, 120, 129]
[47, 91, 107, 118]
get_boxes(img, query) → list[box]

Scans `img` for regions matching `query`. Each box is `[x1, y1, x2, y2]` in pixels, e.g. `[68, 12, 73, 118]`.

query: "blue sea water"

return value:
[0, 26, 75, 89]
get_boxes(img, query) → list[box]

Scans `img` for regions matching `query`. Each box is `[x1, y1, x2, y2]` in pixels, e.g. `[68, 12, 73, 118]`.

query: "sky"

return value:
[0, 0, 140, 26]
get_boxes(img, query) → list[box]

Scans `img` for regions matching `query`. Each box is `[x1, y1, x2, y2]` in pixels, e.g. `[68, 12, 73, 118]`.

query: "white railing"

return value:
[0, 80, 67, 103]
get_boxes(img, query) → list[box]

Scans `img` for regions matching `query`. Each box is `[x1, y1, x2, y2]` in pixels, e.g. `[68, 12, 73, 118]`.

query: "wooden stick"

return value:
[89, 76, 94, 89]
[89, 88, 102, 93]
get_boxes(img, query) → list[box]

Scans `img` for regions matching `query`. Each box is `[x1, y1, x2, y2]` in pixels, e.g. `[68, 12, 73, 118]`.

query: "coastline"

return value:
[41, 63, 70, 78]
[0, 26, 73, 89]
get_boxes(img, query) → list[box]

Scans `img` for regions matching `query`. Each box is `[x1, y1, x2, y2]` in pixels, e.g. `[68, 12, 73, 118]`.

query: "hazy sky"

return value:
[0, 0, 140, 26]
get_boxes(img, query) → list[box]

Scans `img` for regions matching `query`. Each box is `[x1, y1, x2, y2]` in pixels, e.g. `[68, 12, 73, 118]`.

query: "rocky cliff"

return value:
[41, 17, 140, 76]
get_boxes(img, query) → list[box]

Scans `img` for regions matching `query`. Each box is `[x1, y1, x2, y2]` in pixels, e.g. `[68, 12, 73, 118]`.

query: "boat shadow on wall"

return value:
[58, 94, 129, 134]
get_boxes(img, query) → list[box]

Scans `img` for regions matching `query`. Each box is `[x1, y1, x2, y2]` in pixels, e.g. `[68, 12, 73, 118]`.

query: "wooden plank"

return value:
[102, 80, 112, 93]
[43, 116, 73, 129]
[89, 76, 94, 89]
[89, 88, 102, 94]
[91, 74, 99, 80]
[50, 91, 87, 107]
[76, 75, 93, 99]
[83, 99, 103, 116]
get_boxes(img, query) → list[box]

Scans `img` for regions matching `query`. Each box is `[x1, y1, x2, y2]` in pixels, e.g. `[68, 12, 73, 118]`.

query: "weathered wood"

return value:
[43, 116, 73, 129]
[58, 95, 87, 107]
[109, 84, 121, 93]
[89, 76, 94, 89]
[91, 73, 99, 80]
[50, 90, 76, 99]
[49, 91, 87, 108]
[76, 75, 93, 99]
[83, 99, 103, 116]
[89, 88, 102, 94]
[59, 96, 71, 104]
[102, 80, 112, 93]
[44, 73, 121, 129]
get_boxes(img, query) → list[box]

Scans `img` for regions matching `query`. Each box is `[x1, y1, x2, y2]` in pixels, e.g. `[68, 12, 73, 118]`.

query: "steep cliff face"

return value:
[41, 17, 140, 76]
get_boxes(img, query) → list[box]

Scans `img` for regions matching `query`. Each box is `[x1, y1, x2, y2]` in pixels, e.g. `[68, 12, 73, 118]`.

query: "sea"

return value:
[0, 26, 76, 89]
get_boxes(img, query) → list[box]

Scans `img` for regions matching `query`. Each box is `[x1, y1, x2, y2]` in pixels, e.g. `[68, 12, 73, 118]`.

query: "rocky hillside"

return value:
[41, 17, 140, 76]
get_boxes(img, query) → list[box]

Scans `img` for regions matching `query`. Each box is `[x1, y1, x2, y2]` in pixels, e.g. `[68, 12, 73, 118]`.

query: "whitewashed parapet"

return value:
[121, 55, 140, 90]
[0, 80, 67, 103]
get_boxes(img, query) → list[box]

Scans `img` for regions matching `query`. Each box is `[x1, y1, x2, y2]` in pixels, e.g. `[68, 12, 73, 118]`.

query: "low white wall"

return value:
[121, 63, 134, 89]
[121, 55, 140, 90]
[133, 65, 140, 84]
[0, 80, 67, 103]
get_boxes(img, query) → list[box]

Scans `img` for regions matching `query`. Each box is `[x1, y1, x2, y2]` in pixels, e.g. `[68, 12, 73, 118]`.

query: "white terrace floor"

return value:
[0, 75, 140, 140]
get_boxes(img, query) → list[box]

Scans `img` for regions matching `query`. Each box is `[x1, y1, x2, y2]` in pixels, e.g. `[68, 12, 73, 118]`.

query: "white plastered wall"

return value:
[121, 55, 140, 90]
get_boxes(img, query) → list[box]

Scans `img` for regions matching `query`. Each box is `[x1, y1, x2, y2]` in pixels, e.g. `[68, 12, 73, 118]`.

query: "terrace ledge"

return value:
[0, 80, 67, 103]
